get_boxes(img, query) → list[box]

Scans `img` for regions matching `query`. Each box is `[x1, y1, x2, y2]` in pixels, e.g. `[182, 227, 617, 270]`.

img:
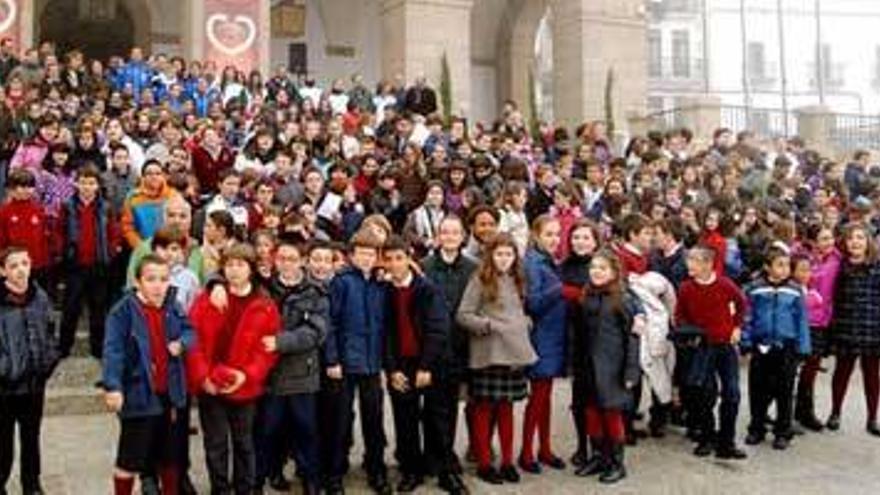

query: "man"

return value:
[404, 76, 438, 117]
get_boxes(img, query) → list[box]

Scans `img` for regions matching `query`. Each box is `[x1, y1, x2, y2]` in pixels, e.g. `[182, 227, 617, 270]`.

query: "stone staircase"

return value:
[45, 312, 106, 416]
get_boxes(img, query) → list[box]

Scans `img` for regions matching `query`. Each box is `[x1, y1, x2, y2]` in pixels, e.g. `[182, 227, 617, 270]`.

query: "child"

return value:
[795, 224, 840, 431]
[676, 246, 748, 459]
[152, 227, 201, 312]
[188, 243, 281, 494]
[698, 206, 727, 277]
[549, 181, 582, 261]
[498, 182, 529, 256]
[613, 213, 653, 276]
[0, 170, 53, 294]
[402, 180, 446, 259]
[102, 254, 194, 495]
[322, 230, 392, 495]
[256, 235, 328, 495]
[252, 229, 276, 288]
[0, 247, 60, 495]
[120, 160, 175, 250]
[382, 235, 467, 494]
[57, 164, 120, 358]
[572, 250, 644, 483]
[201, 210, 237, 277]
[456, 233, 537, 485]
[827, 222, 880, 436]
[520, 215, 567, 473]
[742, 244, 811, 450]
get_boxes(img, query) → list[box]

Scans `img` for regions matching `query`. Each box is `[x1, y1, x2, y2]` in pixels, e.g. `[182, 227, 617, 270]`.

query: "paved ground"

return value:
[6, 362, 880, 495]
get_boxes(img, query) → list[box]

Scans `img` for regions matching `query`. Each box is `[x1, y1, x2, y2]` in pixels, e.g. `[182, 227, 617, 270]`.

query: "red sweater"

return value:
[141, 303, 169, 394]
[676, 275, 747, 345]
[0, 199, 51, 269]
[191, 145, 235, 195]
[393, 285, 419, 358]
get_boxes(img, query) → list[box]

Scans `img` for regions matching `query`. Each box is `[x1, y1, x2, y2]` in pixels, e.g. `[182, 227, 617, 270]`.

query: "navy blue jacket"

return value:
[0, 283, 59, 395]
[61, 194, 113, 266]
[742, 277, 811, 355]
[383, 274, 450, 374]
[102, 289, 195, 418]
[524, 247, 567, 378]
[324, 266, 388, 375]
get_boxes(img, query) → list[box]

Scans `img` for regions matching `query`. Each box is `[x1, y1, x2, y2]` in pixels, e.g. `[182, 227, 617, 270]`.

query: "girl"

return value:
[456, 233, 537, 485]
[201, 210, 237, 277]
[252, 229, 277, 289]
[188, 243, 281, 494]
[572, 250, 643, 483]
[827, 222, 880, 436]
[498, 182, 529, 256]
[519, 215, 568, 474]
[550, 181, 583, 261]
[794, 224, 840, 431]
[444, 162, 469, 216]
[698, 205, 726, 277]
[560, 219, 601, 467]
[402, 180, 446, 258]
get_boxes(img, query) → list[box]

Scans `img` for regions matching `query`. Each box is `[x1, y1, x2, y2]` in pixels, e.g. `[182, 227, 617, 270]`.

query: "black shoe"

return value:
[539, 454, 566, 470]
[570, 447, 587, 468]
[476, 467, 503, 485]
[140, 475, 161, 495]
[772, 436, 790, 450]
[716, 445, 748, 460]
[826, 414, 841, 431]
[693, 442, 713, 457]
[22, 486, 44, 495]
[745, 431, 765, 445]
[650, 425, 666, 438]
[574, 453, 604, 477]
[798, 413, 825, 432]
[499, 465, 520, 483]
[269, 473, 292, 491]
[396, 474, 423, 493]
[790, 424, 806, 436]
[180, 474, 197, 495]
[438, 473, 469, 495]
[517, 457, 541, 474]
[325, 478, 345, 495]
[449, 453, 464, 474]
[368, 474, 393, 495]
[867, 422, 880, 437]
[599, 444, 626, 484]
[301, 479, 321, 495]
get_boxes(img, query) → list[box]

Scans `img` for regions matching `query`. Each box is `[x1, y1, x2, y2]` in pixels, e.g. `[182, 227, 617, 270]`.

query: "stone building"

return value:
[6, 0, 648, 128]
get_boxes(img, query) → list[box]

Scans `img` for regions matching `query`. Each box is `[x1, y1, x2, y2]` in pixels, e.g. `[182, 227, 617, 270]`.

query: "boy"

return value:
[614, 213, 654, 276]
[323, 230, 391, 495]
[742, 244, 811, 450]
[256, 235, 328, 495]
[58, 164, 120, 358]
[0, 170, 52, 294]
[651, 217, 689, 289]
[0, 247, 59, 495]
[152, 227, 200, 313]
[420, 215, 478, 472]
[203, 169, 248, 230]
[103, 254, 194, 495]
[676, 246, 748, 460]
[383, 236, 467, 494]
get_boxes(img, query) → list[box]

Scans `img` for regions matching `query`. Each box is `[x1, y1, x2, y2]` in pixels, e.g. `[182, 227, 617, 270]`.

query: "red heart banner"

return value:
[0, 0, 20, 48]
[203, 0, 265, 73]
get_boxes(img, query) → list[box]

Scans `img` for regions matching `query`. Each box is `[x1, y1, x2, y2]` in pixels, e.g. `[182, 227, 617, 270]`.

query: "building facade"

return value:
[3, 0, 648, 130]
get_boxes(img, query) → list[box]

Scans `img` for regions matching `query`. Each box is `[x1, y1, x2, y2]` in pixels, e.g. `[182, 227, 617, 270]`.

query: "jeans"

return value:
[198, 395, 257, 495]
[256, 393, 320, 484]
[324, 374, 386, 481]
[0, 392, 45, 492]
[693, 344, 741, 447]
[60, 264, 109, 358]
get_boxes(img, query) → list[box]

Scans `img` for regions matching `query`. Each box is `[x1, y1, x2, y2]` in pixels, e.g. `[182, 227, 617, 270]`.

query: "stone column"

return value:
[551, 0, 647, 130]
[796, 105, 833, 155]
[678, 95, 722, 141]
[380, 0, 473, 116]
[182, 0, 271, 74]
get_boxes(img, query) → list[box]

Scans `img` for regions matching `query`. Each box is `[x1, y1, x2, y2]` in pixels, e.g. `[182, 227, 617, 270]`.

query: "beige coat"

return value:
[456, 273, 537, 370]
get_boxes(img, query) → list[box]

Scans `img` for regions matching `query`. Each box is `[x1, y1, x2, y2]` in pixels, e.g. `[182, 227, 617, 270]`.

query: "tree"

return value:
[604, 67, 616, 136]
[440, 52, 452, 125]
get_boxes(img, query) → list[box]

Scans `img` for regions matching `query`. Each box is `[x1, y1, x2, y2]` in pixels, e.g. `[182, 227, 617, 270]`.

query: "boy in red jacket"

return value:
[188, 242, 280, 494]
[0, 169, 54, 294]
[676, 246, 748, 460]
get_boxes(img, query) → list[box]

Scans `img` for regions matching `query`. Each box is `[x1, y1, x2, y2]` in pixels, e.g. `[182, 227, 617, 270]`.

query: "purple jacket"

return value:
[809, 248, 840, 328]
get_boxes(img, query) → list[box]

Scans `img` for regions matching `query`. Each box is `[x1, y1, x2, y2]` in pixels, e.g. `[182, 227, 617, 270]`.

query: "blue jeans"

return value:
[693, 344, 741, 447]
[255, 393, 320, 484]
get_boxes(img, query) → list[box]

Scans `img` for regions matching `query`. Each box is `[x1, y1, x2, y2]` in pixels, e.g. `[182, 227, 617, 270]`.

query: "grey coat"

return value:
[456, 273, 537, 370]
[266, 275, 329, 395]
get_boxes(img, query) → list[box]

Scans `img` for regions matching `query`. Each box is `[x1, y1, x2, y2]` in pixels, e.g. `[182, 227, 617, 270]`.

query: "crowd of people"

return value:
[0, 37, 879, 495]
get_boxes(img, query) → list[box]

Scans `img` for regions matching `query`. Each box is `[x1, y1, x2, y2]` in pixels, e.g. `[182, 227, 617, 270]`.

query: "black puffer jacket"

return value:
[0, 282, 60, 395]
[266, 275, 329, 395]
[421, 251, 478, 376]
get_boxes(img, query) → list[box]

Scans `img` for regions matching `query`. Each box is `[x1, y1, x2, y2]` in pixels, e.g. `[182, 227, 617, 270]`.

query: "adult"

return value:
[404, 76, 438, 117]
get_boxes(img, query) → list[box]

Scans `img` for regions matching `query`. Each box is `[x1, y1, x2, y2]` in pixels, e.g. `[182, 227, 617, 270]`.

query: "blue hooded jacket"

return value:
[524, 247, 567, 378]
[742, 277, 811, 355]
[324, 266, 388, 375]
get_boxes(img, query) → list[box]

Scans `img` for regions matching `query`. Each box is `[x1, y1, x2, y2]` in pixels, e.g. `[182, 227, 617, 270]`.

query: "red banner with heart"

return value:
[0, 0, 21, 48]
[203, 0, 264, 73]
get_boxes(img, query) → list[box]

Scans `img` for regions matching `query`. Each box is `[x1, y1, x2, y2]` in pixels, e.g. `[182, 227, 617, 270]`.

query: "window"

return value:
[648, 29, 662, 77]
[820, 44, 832, 82]
[672, 30, 690, 78]
[747, 41, 766, 80]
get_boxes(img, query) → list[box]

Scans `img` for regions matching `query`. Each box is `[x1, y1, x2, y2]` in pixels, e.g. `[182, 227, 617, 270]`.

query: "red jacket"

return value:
[190, 144, 235, 195]
[187, 289, 280, 402]
[0, 199, 53, 269]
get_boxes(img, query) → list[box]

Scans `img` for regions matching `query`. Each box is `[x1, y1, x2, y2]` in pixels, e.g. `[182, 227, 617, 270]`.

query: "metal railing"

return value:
[648, 57, 705, 81]
[829, 113, 880, 152]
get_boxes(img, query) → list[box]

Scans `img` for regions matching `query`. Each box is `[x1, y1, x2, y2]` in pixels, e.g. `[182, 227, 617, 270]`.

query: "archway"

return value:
[38, 0, 149, 61]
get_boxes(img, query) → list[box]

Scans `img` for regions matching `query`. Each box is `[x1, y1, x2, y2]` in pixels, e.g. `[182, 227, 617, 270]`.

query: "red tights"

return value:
[831, 355, 880, 423]
[584, 404, 626, 443]
[472, 400, 514, 469]
[520, 378, 555, 462]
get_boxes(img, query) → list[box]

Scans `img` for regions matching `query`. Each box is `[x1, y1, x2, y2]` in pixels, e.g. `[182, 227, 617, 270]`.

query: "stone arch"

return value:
[497, 0, 549, 122]
[36, 0, 154, 58]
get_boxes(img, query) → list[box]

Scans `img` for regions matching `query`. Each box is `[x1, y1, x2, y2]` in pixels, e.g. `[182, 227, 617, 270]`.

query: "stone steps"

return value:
[46, 356, 105, 416]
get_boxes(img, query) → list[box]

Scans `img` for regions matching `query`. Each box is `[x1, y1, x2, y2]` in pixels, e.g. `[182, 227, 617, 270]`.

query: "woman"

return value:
[456, 233, 537, 485]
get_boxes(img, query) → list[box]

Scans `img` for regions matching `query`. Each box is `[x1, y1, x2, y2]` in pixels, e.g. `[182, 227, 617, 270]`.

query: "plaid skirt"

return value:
[469, 366, 528, 402]
[810, 326, 830, 357]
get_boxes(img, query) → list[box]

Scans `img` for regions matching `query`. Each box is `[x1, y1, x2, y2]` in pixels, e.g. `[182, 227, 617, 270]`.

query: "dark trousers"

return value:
[108, 249, 131, 305]
[673, 344, 700, 431]
[256, 393, 320, 484]
[198, 395, 257, 495]
[0, 392, 45, 492]
[693, 345, 741, 448]
[748, 345, 799, 438]
[60, 264, 109, 358]
[389, 365, 451, 477]
[440, 373, 465, 466]
[325, 374, 386, 481]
